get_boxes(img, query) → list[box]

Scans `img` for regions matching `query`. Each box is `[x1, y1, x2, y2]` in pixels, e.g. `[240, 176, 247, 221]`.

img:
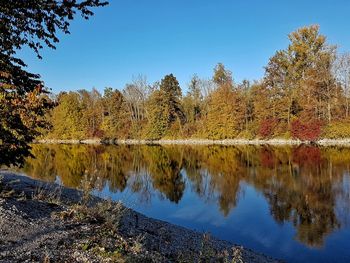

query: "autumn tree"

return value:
[333, 53, 350, 118]
[287, 25, 337, 123]
[123, 75, 150, 122]
[49, 92, 85, 139]
[264, 50, 295, 125]
[182, 74, 203, 124]
[15, 22, 350, 142]
[101, 88, 131, 138]
[206, 86, 244, 139]
[213, 63, 233, 87]
[0, 0, 108, 165]
[263, 25, 339, 139]
[237, 80, 255, 135]
[78, 89, 104, 137]
[206, 64, 245, 138]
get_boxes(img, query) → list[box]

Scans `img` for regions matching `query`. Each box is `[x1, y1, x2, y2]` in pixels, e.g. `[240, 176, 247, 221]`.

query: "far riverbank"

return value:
[36, 138, 350, 146]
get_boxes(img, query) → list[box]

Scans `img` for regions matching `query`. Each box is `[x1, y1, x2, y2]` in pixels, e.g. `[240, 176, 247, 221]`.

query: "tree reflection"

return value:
[144, 146, 185, 203]
[18, 144, 350, 247]
[249, 145, 340, 247]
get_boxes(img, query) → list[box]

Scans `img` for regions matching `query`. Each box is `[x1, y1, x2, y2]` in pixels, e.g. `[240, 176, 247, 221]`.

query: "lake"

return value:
[17, 144, 350, 262]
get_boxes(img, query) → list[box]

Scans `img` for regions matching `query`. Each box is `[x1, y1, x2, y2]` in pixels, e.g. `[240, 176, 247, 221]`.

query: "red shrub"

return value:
[291, 119, 323, 141]
[259, 118, 278, 138]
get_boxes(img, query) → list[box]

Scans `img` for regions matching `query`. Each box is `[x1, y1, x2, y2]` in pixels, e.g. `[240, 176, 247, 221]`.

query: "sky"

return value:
[18, 0, 350, 94]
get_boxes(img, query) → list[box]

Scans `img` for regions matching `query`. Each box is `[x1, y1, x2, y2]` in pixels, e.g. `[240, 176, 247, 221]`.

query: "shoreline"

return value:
[0, 171, 279, 262]
[36, 138, 350, 146]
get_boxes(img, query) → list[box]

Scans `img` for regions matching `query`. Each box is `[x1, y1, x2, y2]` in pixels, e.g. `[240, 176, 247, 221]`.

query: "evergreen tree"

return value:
[145, 74, 185, 139]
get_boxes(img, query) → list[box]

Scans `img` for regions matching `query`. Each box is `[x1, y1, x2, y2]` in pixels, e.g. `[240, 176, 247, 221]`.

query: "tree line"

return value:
[45, 25, 350, 141]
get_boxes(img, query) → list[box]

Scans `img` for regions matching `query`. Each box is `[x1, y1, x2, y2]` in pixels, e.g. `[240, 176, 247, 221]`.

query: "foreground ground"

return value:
[0, 171, 280, 263]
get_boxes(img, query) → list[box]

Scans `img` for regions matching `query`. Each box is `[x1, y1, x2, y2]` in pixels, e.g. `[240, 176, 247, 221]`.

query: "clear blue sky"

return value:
[18, 0, 350, 94]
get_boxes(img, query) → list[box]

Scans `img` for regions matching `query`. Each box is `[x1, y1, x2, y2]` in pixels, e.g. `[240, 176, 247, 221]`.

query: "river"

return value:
[16, 144, 350, 262]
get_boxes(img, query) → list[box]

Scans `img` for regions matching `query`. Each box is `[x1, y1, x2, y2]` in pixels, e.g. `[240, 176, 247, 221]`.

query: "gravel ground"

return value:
[0, 171, 281, 263]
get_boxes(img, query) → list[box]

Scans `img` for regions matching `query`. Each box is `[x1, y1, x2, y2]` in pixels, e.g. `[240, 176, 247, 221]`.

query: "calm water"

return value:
[18, 144, 350, 262]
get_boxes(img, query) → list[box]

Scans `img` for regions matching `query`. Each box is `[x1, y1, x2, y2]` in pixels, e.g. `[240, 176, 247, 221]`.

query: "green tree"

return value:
[183, 74, 203, 123]
[145, 74, 185, 139]
[213, 63, 233, 87]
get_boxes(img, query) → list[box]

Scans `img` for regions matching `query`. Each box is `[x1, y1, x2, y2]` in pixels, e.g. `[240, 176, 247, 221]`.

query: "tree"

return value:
[263, 25, 338, 138]
[49, 92, 85, 139]
[205, 85, 243, 139]
[159, 74, 185, 123]
[182, 74, 203, 123]
[101, 88, 131, 138]
[287, 25, 336, 123]
[238, 80, 255, 133]
[213, 63, 233, 87]
[206, 65, 245, 138]
[1, 0, 108, 58]
[0, 0, 108, 165]
[79, 88, 104, 137]
[333, 53, 350, 118]
[123, 75, 150, 121]
[264, 50, 295, 124]
[145, 74, 185, 139]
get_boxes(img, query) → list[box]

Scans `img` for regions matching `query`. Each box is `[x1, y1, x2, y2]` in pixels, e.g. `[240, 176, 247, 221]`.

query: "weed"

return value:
[232, 246, 244, 263]
[199, 232, 217, 261]
[79, 171, 94, 206]
[43, 253, 50, 263]
[32, 183, 62, 205]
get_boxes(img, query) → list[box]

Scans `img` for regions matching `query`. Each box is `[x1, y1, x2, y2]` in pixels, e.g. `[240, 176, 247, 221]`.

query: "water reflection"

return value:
[20, 144, 350, 252]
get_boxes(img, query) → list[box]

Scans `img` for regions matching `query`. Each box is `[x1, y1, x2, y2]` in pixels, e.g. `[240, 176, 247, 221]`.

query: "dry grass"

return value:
[177, 233, 245, 263]
[32, 183, 62, 205]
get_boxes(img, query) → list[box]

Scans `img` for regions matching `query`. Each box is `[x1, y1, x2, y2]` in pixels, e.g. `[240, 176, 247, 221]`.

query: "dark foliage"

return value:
[0, 0, 108, 166]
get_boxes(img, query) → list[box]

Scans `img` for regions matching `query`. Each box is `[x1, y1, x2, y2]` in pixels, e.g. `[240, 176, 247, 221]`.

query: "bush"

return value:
[258, 118, 278, 138]
[322, 121, 350, 139]
[291, 119, 323, 141]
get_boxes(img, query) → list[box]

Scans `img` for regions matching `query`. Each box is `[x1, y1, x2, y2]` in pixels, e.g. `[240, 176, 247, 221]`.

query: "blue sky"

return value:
[18, 0, 350, 94]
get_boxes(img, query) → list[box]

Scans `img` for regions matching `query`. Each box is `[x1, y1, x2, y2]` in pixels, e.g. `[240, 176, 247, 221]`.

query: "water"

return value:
[18, 144, 350, 262]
